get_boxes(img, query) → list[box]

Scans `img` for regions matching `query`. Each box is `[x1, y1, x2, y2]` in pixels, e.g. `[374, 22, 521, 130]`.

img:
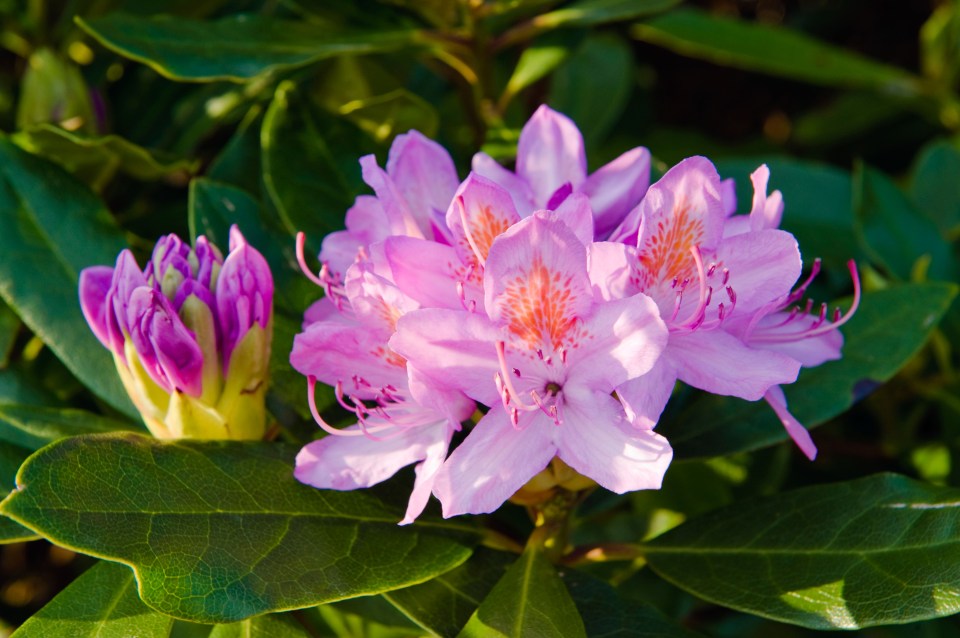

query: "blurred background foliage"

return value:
[0, 0, 959, 636]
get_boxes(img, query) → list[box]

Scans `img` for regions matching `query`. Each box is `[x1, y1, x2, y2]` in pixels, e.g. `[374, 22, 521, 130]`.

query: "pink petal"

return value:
[360, 155, 424, 239]
[545, 192, 594, 246]
[319, 195, 388, 276]
[582, 146, 651, 239]
[384, 236, 476, 310]
[714, 229, 801, 316]
[667, 330, 801, 401]
[749, 164, 784, 231]
[295, 420, 449, 491]
[386, 130, 460, 225]
[569, 295, 668, 391]
[634, 157, 726, 293]
[616, 357, 678, 430]
[445, 173, 521, 266]
[401, 432, 454, 525]
[483, 215, 593, 352]
[720, 177, 737, 217]
[407, 363, 476, 423]
[765, 385, 817, 460]
[343, 261, 419, 335]
[557, 389, 673, 492]
[516, 105, 587, 207]
[738, 312, 844, 367]
[471, 152, 536, 217]
[390, 308, 502, 406]
[588, 241, 640, 302]
[432, 408, 556, 517]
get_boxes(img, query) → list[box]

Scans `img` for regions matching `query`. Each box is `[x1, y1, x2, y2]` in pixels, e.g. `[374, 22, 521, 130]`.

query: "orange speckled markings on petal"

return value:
[372, 345, 407, 368]
[637, 200, 704, 290]
[499, 256, 584, 352]
[460, 204, 515, 264]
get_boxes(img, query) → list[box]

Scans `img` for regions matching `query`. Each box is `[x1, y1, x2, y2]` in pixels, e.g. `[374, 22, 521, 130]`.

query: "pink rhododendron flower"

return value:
[293, 237, 474, 524]
[473, 104, 651, 238]
[391, 214, 671, 517]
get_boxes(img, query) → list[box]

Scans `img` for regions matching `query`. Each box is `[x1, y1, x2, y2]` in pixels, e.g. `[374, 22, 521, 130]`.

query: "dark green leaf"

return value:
[458, 547, 586, 638]
[337, 89, 439, 143]
[0, 442, 35, 543]
[791, 92, 906, 149]
[911, 140, 960, 237]
[262, 81, 374, 239]
[0, 138, 136, 417]
[502, 30, 584, 107]
[715, 157, 861, 270]
[12, 561, 175, 637]
[0, 298, 19, 368]
[632, 9, 922, 92]
[536, 0, 680, 29]
[0, 433, 477, 623]
[0, 403, 138, 451]
[77, 14, 423, 82]
[563, 570, 702, 637]
[854, 162, 957, 281]
[209, 614, 311, 638]
[643, 473, 960, 629]
[384, 547, 515, 636]
[12, 125, 198, 190]
[548, 33, 633, 147]
[660, 282, 958, 459]
[207, 107, 265, 191]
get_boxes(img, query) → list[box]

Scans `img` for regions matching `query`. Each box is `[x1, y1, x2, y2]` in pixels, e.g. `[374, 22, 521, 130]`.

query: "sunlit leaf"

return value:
[643, 474, 960, 629]
[458, 546, 586, 638]
[1, 433, 477, 623]
[12, 561, 175, 637]
[77, 14, 424, 82]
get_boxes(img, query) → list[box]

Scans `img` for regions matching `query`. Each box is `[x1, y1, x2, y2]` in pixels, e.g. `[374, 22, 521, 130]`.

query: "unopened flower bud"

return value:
[79, 226, 273, 440]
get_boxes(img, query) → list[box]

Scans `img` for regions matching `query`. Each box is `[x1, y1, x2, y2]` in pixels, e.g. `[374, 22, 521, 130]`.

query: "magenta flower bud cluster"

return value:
[290, 105, 860, 524]
[80, 225, 273, 440]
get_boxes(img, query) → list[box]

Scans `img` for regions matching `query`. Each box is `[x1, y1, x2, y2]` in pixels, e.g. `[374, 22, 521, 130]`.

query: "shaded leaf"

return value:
[853, 162, 957, 281]
[0, 433, 477, 623]
[12, 124, 198, 190]
[0, 442, 36, 543]
[384, 547, 515, 636]
[632, 9, 922, 93]
[0, 138, 136, 417]
[337, 89, 439, 143]
[0, 298, 19, 368]
[660, 283, 958, 459]
[911, 139, 960, 237]
[209, 614, 311, 638]
[12, 561, 175, 637]
[548, 33, 633, 147]
[643, 473, 960, 629]
[458, 546, 586, 638]
[77, 14, 424, 82]
[262, 81, 374, 239]
[0, 403, 138, 451]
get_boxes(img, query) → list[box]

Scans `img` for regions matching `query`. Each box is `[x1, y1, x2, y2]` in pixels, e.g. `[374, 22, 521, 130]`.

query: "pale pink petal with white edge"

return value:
[764, 385, 817, 460]
[516, 105, 587, 207]
[582, 146, 651, 239]
[615, 357, 678, 430]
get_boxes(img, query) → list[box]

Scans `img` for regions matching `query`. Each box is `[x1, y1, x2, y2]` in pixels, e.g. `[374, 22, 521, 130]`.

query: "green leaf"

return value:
[536, 0, 680, 29]
[384, 547, 515, 636]
[715, 157, 860, 270]
[11, 561, 175, 637]
[563, 570, 702, 637]
[660, 282, 959, 459]
[458, 546, 586, 638]
[547, 33, 633, 147]
[853, 162, 957, 281]
[0, 298, 19, 368]
[0, 433, 477, 623]
[77, 14, 423, 82]
[632, 9, 922, 92]
[911, 139, 960, 237]
[209, 614, 312, 638]
[337, 89, 440, 143]
[0, 403, 138, 451]
[12, 125, 198, 190]
[262, 81, 375, 239]
[643, 473, 960, 629]
[0, 442, 36, 543]
[0, 138, 136, 418]
[502, 30, 584, 108]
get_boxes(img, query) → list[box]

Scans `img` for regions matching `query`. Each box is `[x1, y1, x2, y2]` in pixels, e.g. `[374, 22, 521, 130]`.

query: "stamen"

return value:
[307, 376, 390, 438]
[495, 341, 538, 411]
[295, 233, 326, 287]
[672, 246, 709, 330]
[793, 260, 860, 338]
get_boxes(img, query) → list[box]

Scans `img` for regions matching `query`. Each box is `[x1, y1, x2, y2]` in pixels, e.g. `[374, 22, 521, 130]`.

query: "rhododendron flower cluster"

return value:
[292, 105, 859, 523]
[80, 226, 273, 440]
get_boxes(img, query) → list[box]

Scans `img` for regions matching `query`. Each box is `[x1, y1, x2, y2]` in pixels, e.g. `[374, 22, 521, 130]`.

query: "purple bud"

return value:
[79, 266, 121, 354]
[216, 226, 273, 370]
[127, 287, 204, 396]
[194, 236, 223, 290]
